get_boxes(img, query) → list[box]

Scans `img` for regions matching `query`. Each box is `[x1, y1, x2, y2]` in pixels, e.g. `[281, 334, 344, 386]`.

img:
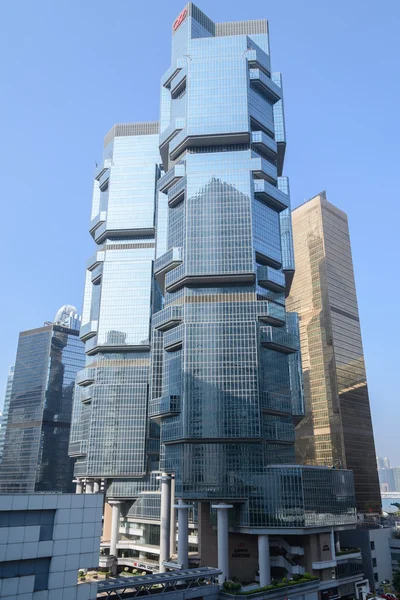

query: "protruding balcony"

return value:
[260, 326, 299, 354]
[86, 249, 105, 271]
[251, 157, 277, 182]
[80, 320, 98, 342]
[251, 131, 277, 157]
[260, 391, 292, 415]
[158, 164, 186, 193]
[169, 126, 249, 161]
[254, 179, 289, 212]
[81, 386, 93, 405]
[246, 48, 271, 76]
[94, 158, 112, 181]
[257, 266, 285, 292]
[165, 263, 185, 292]
[161, 59, 186, 88]
[76, 368, 95, 387]
[68, 441, 87, 458]
[264, 421, 295, 444]
[159, 118, 186, 149]
[257, 301, 285, 326]
[149, 395, 181, 419]
[153, 305, 183, 332]
[91, 263, 103, 284]
[165, 264, 254, 293]
[168, 176, 186, 207]
[170, 66, 187, 98]
[154, 248, 183, 278]
[85, 335, 151, 355]
[89, 211, 107, 238]
[99, 168, 110, 191]
[163, 324, 184, 351]
[169, 128, 187, 161]
[249, 68, 282, 104]
[93, 222, 107, 243]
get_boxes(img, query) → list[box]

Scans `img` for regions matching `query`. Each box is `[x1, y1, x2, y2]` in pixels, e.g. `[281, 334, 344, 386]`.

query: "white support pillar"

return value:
[85, 480, 93, 494]
[159, 474, 172, 573]
[94, 479, 101, 493]
[75, 479, 83, 494]
[109, 501, 121, 558]
[170, 476, 176, 557]
[258, 534, 271, 587]
[334, 530, 341, 554]
[330, 529, 336, 561]
[212, 503, 233, 584]
[175, 499, 190, 569]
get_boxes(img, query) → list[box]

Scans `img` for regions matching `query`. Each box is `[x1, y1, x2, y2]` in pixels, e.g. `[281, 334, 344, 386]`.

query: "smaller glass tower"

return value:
[0, 366, 14, 463]
[0, 306, 85, 493]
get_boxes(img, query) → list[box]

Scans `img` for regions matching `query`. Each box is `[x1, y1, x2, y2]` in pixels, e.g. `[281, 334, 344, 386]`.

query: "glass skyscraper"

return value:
[0, 366, 14, 463]
[0, 307, 85, 493]
[71, 3, 359, 584]
[287, 192, 381, 512]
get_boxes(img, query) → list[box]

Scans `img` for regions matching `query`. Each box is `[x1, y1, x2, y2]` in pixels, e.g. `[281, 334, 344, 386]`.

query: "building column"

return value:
[258, 535, 271, 587]
[170, 475, 176, 557]
[212, 503, 233, 584]
[330, 529, 336, 560]
[175, 499, 190, 569]
[334, 531, 341, 554]
[159, 473, 172, 573]
[94, 479, 101, 493]
[109, 501, 121, 558]
[75, 479, 83, 494]
[85, 479, 93, 494]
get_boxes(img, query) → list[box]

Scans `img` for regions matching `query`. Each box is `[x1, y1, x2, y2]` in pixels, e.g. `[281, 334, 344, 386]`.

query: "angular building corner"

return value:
[70, 3, 364, 593]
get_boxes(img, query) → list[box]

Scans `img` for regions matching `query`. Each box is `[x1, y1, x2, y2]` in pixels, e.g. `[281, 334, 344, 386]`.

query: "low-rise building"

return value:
[0, 493, 102, 600]
[340, 525, 393, 591]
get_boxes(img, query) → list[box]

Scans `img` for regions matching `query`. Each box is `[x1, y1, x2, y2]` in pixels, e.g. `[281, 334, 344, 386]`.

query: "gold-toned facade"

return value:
[287, 192, 381, 512]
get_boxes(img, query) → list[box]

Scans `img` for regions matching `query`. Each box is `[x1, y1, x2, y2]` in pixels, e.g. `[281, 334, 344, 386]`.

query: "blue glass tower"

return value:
[152, 3, 355, 529]
[71, 3, 359, 584]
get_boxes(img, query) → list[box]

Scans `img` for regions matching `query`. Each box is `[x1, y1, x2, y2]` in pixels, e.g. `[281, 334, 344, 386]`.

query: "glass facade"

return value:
[69, 126, 163, 484]
[286, 192, 381, 512]
[0, 324, 84, 493]
[0, 366, 14, 463]
[71, 3, 357, 530]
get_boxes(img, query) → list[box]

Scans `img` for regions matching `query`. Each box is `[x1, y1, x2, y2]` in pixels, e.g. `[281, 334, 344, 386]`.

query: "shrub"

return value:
[124, 567, 129, 572]
[303, 573, 312, 580]
[223, 581, 242, 593]
[78, 570, 84, 577]
[282, 577, 288, 584]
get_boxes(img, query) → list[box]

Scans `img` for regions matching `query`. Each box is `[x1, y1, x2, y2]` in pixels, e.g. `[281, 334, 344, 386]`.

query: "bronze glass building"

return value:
[287, 192, 381, 512]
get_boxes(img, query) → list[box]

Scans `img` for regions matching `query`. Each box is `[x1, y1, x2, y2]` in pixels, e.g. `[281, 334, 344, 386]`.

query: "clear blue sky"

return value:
[1, 1, 399, 461]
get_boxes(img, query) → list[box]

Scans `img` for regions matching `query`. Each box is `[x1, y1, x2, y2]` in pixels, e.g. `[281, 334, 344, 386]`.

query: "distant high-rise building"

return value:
[287, 192, 381, 512]
[0, 366, 14, 462]
[0, 306, 85, 493]
[392, 467, 400, 493]
[377, 456, 391, 470]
